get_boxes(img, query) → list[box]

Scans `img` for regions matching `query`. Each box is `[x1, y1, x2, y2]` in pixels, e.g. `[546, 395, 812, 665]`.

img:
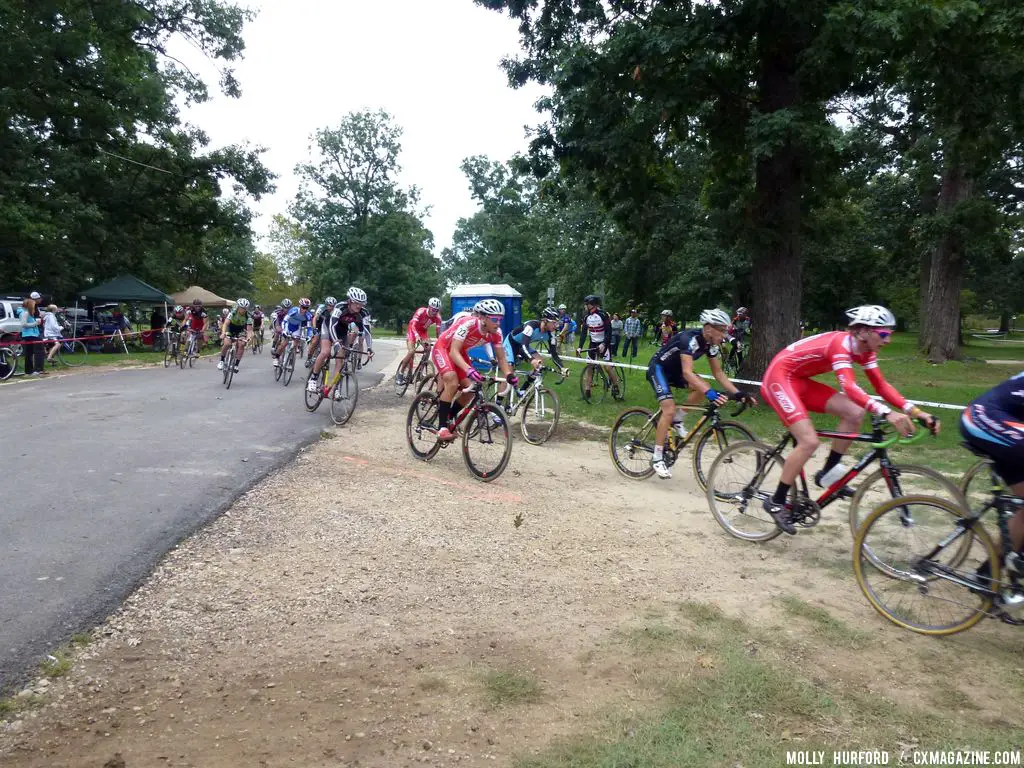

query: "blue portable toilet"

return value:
[449, 283, 523, 372]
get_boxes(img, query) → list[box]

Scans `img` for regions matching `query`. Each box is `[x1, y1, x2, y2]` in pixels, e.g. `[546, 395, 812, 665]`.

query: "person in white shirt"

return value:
[43, 304, 66, 364]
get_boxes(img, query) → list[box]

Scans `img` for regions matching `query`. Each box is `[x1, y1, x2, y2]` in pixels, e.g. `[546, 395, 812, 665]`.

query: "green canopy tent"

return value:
[77, 275, 174, 350]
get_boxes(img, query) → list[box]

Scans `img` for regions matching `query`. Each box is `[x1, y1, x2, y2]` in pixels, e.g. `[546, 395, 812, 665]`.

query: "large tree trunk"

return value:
[999, 311, 1011, 334]
[918, 250, 930, 339]
[744, 22, 804, 379]
[921, 162, 972, 362]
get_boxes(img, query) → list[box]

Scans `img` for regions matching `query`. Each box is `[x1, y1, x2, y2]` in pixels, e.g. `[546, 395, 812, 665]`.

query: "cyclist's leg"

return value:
[816, 389, 866, 477]
[647, 363, 677, 453]
[761, 371, 821, 500]
[583, 346, 596, 393]
[312, 335, 332, 377]
[235, 333, 246, 362]
[961, 411, 1024, 551]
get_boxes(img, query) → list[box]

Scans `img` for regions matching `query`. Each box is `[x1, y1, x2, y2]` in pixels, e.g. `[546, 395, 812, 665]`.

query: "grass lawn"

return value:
[542, 331, 1020, 478]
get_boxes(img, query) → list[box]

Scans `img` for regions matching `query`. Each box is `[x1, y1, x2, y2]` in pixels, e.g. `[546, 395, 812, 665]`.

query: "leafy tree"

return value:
[290, 111, 440, 324]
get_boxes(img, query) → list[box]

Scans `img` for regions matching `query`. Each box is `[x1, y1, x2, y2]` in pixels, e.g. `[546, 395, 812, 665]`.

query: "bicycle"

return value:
[577, 350, 626, 405]
[406, 380, 513, 482]
[704, 414, 964, 542]
[395, 341, 434, 397]
[610, 397, 755, 488]
[853, 454, 1024, 635]
[0, 345, 17, 381]
[303, 327, 320, 369]
[251, 327, 264, 355]
[485, 365, 567, 445]
[305, 344, 368, 425]
[722, 337, 745, 378]
[279, 335, 302, 387]
[221, 338, 239, 389]
[46, 337, 88, 368]
[179, 330, 200, 369]
[163, 329, 181, 368]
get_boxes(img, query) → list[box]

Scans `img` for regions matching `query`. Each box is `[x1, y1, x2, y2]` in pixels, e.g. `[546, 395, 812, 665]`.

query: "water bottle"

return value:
[1005, 551, 1022, 575]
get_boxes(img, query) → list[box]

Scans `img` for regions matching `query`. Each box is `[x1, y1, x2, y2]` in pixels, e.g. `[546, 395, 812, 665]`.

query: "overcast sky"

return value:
[173, 0, 547, 254]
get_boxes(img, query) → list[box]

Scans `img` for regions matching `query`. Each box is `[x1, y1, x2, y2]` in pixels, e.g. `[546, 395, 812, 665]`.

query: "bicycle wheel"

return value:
[609, 408, 657, 479]
[417, 373, 439, 395]
[305, 367, 327, 412]
[394, 357, 413, 397]
[163, 340, 173, 367]
[462, 404, 512, 482]
[610, 364, 627, 400]
[59, 340, 87, 367]
[853, 495, 998, 636]
[282, 347, 295, 386]
[224, 349, 235, 389]
[520, 386, 560, 445]
[407, 392, 442, 460]
[274, 351, 283, 381]
[0, 349, 15, 381]
[329, 371, 359, 426]
[723, 351, 740, 379]
[705, 441, 787, 542]
[960, 459, 1003, 516]
[848, 465, 966, 541]
[691, 420, 757, 492]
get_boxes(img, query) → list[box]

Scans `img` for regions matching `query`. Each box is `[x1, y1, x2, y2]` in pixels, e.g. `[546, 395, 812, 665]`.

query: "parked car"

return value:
[0, 297, 24, 347]
[60, 307, 96, 338]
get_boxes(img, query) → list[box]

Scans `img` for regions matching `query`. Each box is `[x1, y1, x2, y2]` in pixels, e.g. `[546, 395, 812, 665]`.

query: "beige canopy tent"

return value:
[170, 286, 235, 309]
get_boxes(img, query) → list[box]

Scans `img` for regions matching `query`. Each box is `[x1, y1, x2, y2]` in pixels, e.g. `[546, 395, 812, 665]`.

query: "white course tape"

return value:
[542, 351, 968, 411]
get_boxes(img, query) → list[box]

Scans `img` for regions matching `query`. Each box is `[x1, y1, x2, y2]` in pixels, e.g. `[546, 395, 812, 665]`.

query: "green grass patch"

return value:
[40, 651, 73, 678]
[480, 667, 544, 707]
[515, 599, 1024, 768]
[777, 595, 871, 649]
[69, 632, 92, 648]
[621, 623, 682, 654]
[0, 693, 43, 717]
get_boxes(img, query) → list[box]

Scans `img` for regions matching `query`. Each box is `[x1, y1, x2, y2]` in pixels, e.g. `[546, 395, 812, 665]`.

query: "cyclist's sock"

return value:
[821, 450, 844, 475]
[219, 354, 224, 361]
[653, 445, 664, 461]
[771, 482, 792, 505]
[437, 400, 452, 426]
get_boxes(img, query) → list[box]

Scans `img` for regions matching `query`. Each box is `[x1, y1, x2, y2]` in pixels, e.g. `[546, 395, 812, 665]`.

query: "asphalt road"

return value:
[0, 340, 400, 691]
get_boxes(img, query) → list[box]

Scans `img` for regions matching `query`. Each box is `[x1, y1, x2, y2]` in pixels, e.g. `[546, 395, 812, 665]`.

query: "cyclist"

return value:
[579, 294, 622, 401]
[961, 372, 1024, 557]
[397, 297, 443, 385]
[308, 287, 373, 393]
[760, 305, 938, 534]
[217, 299, 253, 373]
[647, 309, 755, 479]
[184, 299, 208, 349]
[503, 307, 569, 375]
[251, 305, 265, 345]
[432, 299, 517, 442]
[657, 310, 677, 346]
[306, 296, 337, 368]
[274, 298, 312, 367]
[168, 304, 187, 337]
[725, 306, 751, 371]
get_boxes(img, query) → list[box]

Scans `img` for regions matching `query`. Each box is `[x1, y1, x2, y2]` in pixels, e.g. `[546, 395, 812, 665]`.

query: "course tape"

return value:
[0, 330, 145, 346]
[543, 351, 969, 412]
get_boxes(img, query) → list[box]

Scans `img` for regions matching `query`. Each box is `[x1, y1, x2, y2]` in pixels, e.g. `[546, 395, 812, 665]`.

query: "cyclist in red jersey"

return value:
[432, 298, 517, 442]
[184, 299, 209, 347]
[760, 305, 939, 534]
[398, 297, 443, 386]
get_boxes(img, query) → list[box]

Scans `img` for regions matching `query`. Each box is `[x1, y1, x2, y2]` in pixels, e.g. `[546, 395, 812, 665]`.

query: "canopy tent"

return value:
[79, 275, 173, 304]
[169, 285, 235, 309]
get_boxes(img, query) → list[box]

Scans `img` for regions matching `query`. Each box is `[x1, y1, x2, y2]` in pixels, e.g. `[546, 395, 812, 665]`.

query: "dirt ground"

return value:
[1, 388, 1021, 768]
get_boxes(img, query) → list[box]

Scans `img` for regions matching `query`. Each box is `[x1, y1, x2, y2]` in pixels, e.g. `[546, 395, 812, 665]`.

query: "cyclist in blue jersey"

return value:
[273, 297, 312, 367]
[647, 309, 755, 479]
[961, 372, 1024, 555]
[502, 308, 569, 374]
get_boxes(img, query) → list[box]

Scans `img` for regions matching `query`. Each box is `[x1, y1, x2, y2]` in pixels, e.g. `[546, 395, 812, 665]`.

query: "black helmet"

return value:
[541, 307, 559, 321]
[583, 294, 601, 306]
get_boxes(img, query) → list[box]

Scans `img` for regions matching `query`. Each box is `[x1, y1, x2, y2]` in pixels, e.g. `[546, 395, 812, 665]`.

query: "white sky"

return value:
[172, 0, 548, 254]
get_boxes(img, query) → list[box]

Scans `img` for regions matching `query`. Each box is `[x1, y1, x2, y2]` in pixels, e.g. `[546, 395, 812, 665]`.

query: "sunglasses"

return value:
[486, 315, 503, 323]
[876, 330, 893, 340]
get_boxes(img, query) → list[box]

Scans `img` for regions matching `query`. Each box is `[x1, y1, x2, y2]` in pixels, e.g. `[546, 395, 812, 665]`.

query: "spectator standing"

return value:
[623, 308, 642, 360]
[43, 304, 64, 364]
[610, 313, 624, 357]
[18, 297, 44, 376]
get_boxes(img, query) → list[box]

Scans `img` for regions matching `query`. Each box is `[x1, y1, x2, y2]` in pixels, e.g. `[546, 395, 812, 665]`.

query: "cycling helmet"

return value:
[281, 298, 293, 309]
[699, 308, 732, 327]
[254, 304, 261, 310]
[661, 309, 673, 317]
[324, 296, 337, 306]
[236, 298, 250, 309]
[298, 297, 311, 308]
[173, 305, 183, 313]
[846, 305, 896, 328]
[542, 307, 559, 321]
[428, 297, 442, 310]
[583, 294, 601, 306]
[558, 303, 567, 310]
[347, 286, 367, 303]
[473, 298, 505, 316]
[736, 306, 749, 315]
[221, 308, 230, 316]
[192, 298, 203, 307]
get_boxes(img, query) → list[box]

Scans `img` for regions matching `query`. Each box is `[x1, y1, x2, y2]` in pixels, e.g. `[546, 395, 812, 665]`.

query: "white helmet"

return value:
[661, 309, 673, 317]
[428, 297, 441, 310]
[324, 296, 337, 306]
[280, 298, 293, 309]
[845, 305, 896, 328]
[473, 298, 505, 316]
[557, 303, 566, 310]
[236, 298, 250, 309]
[700, 308, 731, 327]
[347, 286, 367, 303]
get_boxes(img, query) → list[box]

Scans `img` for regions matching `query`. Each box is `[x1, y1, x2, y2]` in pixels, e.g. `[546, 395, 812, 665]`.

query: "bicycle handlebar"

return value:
[870, 428, 930, 449]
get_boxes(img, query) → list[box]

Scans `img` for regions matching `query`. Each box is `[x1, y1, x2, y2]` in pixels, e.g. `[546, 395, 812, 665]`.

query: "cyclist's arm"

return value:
[493, 343, 514, 377]
[833, 364, 895, 416]
[680, 354, 714, 396]
[707, 355, 741, 395]
[863, 365, 917, 414]
[545, 338, 565, 369]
